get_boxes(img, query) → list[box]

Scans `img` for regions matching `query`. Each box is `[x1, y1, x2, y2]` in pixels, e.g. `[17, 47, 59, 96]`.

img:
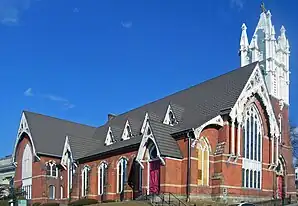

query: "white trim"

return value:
[81, 165, 90, 197]
[165, 157, 182, 161]
[121, 120, 133, 141]
[191, 115, 224, 147]
[229, 63, 279, 139]
[12, 112, 39, 163]
[140, 113, 149, 134]
[60, 186, 63, 199]
[136, 121, 165, 166]
[163, 104, 178, 126]
[98, 162, 108, 195]
[61, 136, 73, 167]
[116, 158, 128, 194]
[105, 127, 115, 146]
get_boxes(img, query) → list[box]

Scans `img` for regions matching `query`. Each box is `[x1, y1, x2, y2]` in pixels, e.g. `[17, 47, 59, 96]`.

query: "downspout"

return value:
[186, 130, 193, 202]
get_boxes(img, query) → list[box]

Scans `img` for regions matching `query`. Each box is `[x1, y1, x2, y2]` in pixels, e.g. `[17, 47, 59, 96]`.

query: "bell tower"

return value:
[239, 3, 290, 105]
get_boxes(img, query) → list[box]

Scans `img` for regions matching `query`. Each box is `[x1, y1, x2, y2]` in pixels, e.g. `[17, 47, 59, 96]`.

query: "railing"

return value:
[162, 192, 188, 206]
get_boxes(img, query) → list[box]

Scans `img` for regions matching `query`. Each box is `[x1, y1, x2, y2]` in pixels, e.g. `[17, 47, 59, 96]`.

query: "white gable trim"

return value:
[12, 112, 39, 163]
[191, 115, 224, 147]
[121, 120, 133, 141]
[61, 136, 73, 168]
[140, 113, 149, 134]
[229, 63, 279, 138]
[136, 121, 165, 168]
[105, 127, 115, 146]
[163, 104, 178, 126]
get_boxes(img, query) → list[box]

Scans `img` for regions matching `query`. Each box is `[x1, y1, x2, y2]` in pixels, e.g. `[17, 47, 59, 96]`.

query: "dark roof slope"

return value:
[23, 62, 257, 160]
[24, 111, 96, 157]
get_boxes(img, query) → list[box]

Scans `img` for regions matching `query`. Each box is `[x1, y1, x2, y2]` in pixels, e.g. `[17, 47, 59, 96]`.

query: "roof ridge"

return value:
[114, 62, 258, 118]
[23, 110, 97, 129]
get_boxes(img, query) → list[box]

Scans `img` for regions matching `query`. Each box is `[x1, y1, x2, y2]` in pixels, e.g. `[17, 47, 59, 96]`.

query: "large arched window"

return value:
[197, 138, 209, 186]
[98, 162, 108, 195]
[242, 104, 262, 189]
[117, 158, 128, 193]
[82, 166, 90, 197]
[22, 144, 32, 199]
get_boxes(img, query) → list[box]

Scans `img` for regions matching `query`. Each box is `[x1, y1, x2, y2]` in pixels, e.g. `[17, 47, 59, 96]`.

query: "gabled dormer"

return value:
[105, 127, 115, 146]
[140, 113, 149, 134]
[163, 105, 178, 126]
[121, 120, 133, 140]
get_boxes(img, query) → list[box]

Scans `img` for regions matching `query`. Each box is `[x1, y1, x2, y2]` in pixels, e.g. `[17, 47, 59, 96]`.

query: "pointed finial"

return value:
[271, 25, 276, 35]
[261, 2, 267, 13]
[267, 10, 272, 17]
[241, 23, 247, 31]
[281, 25, 286, 34]
[250, 35, 259, 50]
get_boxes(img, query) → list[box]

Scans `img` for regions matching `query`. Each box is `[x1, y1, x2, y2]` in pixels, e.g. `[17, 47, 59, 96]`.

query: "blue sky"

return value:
[0, 0, 297, 157]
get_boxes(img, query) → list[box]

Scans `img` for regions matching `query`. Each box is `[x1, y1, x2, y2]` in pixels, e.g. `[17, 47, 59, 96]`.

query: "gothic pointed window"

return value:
[197, 138, 209, 186]
[98, 162, 108, 195]
[242, 104, 262, 189]
[117, 158, 128, 193]
[22, 144, 32, 199]
[82, 166, 91, 197]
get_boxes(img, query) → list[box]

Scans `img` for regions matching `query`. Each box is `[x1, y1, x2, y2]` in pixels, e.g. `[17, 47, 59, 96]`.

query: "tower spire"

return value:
[239, 23, 249, 67]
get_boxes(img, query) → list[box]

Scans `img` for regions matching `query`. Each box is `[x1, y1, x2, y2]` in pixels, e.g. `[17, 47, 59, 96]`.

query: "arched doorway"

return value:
[276, 156, 286, 199]
[148, 142, 160, 194]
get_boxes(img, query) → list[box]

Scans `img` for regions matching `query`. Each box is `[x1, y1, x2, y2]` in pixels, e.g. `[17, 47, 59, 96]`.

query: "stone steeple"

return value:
[239, 5, 290, 105]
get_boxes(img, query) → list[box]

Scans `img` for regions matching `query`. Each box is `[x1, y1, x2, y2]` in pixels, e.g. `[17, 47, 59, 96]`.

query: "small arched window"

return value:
[82, 166, 91, 197]
[117, 158, 128, 193]
[98, 162, 108, 195]
[49, 185, 55, 199]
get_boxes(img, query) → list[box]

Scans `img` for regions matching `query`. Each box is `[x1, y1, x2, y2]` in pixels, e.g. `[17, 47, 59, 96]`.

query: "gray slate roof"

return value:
[23, 62, 257, 160]
[24, 111, 96, 157]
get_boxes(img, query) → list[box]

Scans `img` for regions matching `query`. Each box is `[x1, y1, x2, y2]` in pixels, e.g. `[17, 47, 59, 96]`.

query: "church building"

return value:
[12, 7, 295, 204]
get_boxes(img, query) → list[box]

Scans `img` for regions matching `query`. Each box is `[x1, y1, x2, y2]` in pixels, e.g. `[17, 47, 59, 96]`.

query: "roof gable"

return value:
[23, 111, 96, 157]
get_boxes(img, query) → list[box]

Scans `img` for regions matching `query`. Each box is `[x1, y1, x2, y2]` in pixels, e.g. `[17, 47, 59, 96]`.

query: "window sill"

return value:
[241, 187, 262, 191]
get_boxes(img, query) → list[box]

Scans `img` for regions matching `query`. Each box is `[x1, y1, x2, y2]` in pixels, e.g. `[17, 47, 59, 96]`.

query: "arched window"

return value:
[22, 144, 32, 200]
[98, 162, 108, 195]
[82, 166, 90, 197]
[46, 162, 58, 177]
[117, 158, 128, 193]
[49, 185, 55, 199]
[197, 138, 209, 186]
[60, 186, 63, 199]
[242, 104, 262, 189]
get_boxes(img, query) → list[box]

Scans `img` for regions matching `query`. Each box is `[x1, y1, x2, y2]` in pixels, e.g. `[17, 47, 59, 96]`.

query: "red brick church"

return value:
[12, 7, 295, 204]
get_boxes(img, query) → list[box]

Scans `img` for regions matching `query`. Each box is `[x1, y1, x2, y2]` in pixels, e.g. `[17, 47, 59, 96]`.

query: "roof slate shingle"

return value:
[23, 62, 257, 160]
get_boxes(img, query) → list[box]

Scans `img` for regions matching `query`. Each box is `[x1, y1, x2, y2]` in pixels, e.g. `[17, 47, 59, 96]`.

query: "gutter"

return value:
[186, 129, 194, 202]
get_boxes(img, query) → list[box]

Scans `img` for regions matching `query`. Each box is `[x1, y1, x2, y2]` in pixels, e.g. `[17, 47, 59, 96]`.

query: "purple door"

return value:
[149, 160, 160, 194]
